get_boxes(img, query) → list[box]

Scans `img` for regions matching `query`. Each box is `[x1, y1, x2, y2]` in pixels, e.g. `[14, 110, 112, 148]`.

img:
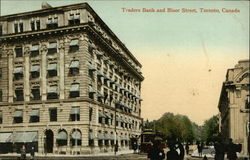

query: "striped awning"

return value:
[70, 107, 80, 114]
[30, 110, 39, 116]
[30, 65, 40, 72]
[13, 110, 23, 117]
[69, 60, 79, 68]
[13, 67, 23, 74]
[10, 132, 37, 143]
[31, 45, 39, 51]
[47, 63, 57, 70]
[70, 39, 79, 46]
[70, 83, 80, 92]
[48, 42, 57, 49]
[56, 131, 67, 140]
[47, 86, 58, 93]
[72, 130, 81, 140]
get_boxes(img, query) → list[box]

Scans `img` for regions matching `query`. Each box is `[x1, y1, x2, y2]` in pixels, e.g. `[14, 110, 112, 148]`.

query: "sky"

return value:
[1, 0, 249, 125]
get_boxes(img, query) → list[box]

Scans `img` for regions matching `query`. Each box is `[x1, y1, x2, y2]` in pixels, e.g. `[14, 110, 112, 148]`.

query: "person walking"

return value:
[148, 140, 165, 160]
[30, 146, 35, 160]
[166, 144, 179, 160]
[185, 143, 189, 155]
[226, 138, 238, 160]
[20, 145, 26, 160]
[177, 141, 185, 160]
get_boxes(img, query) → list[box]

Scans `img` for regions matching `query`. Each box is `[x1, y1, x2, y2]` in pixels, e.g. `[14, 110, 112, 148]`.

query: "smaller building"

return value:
[218, 59, 249, 157]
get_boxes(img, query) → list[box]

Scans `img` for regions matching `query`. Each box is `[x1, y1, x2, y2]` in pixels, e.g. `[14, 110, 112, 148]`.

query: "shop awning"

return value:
[89, 87, 96, 93]
[47, 86, 58, 93]
[72, 130, 81, 140]
[56, 131, 67, 140]
[48, 42, 57, 49]
[70, 107, 80, 114]
[70, 83, 80, 92]
[13, 67, 23, 74]
[31, 45, 39, 51]
[88, 63, 96, 71]
[47, 63, 57, 70]
[30, 110, 39, 116]
[13, 110, 23, 117]
[30, 65, 40, 72]
[69, 61, 79, 68]
[97, 133, 104, 140]
[10, 132, 37, 143]
[89, 132, 95, 140]
[70, 39, 79, 46]
[0, 133, 12, 143]
[99, 112, 106, 118]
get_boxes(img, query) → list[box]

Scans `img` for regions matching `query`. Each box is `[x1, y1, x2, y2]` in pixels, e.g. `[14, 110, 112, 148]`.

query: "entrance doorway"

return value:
[44, 130, 53, 153]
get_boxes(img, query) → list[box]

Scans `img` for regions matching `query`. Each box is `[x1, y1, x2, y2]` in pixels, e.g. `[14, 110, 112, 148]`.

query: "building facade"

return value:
[0, 3, 144, 155]
[218, 59, 249, 157]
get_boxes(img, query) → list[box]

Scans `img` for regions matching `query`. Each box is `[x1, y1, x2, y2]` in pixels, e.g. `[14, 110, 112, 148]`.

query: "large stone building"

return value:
[218, 59, 249, 157]
[0, 3, 144, 155]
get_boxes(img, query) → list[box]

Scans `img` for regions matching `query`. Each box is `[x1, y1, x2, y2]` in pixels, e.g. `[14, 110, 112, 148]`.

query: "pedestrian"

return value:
[214, 140, 225, 160]
[177, 141, 184, 160]
[20, 145, 26, 160]
[166, 144, 179, 160]
[197, 141, 203, 157]
[148, 140, 165, 160]
[30, 146, 35, 160]
[185, 143, 189, 155]
[226, 138, 237, 160]
[203, 155, 208, 160]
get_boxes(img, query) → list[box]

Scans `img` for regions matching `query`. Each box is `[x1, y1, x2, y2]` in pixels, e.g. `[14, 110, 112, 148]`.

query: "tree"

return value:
[201, 115, 219, 144]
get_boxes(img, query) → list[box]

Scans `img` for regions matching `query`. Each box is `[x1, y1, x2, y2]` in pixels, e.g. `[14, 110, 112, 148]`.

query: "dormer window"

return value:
[68, 13, 80, 26]
[31, 20, 40, 31]
[14, 23, 23, 33]
[47, 17, 58, 29]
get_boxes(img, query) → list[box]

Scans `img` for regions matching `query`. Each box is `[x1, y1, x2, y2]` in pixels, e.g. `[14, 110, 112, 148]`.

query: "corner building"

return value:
[0, 3, 144, 155]
[218, 60, 249, 157]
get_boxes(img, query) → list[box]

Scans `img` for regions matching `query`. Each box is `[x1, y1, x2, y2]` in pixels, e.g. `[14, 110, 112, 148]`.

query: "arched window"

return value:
[71, 129, 81, 146]
[56, 130, 67, 146]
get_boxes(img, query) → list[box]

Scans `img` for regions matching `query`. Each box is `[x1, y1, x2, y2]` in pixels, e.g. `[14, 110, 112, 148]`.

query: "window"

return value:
[89, 107, 93, 121]
[246, 95, 250, 109]
[89, 130, 94, 146]
[47, 17, 58, 29]
[69, 39, 79, 52]
[0, 111, 2, 124]
[49, 108, 57, 122]
[30, 45, 39, 57]
[0, 90, 2, 102]
[15, 89, 24, 101]
[47, 63, 57, 77]
[47, 85, 58, 99]
[88, 85, 95, 99]
[15, 47, 23, 57]
[30, 65, 40, 78]
[69, 83, 80, 98]
[13, 110, 23, 123]
[0, 25, 2, 36]
[14, 23, 18, 33]
[14, 66, 23, 80]
[70, 106, 80, 121]
[57, 130, 67, 146]
[31, 20, 40, 31]
[31, 88, 40, 100]
[71, 130, 81, 146]
[14, 23, 23, 33]
[30, 109, 39, 123]
[0, 68, 2, 79]
[69, 60, 79, 75]
[98, 112, 106, 124]
[19, 23, 23, 32]
[47, 42, 57, 54]
[68, 13, 80, 26]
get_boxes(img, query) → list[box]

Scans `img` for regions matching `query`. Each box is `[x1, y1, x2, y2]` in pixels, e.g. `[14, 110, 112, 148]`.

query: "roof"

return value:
[0, 2, 142, 68]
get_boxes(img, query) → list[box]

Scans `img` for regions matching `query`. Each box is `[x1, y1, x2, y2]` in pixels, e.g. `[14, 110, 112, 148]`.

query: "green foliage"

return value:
[146, 112, 196, 143]
[200, 115, 219, 143]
